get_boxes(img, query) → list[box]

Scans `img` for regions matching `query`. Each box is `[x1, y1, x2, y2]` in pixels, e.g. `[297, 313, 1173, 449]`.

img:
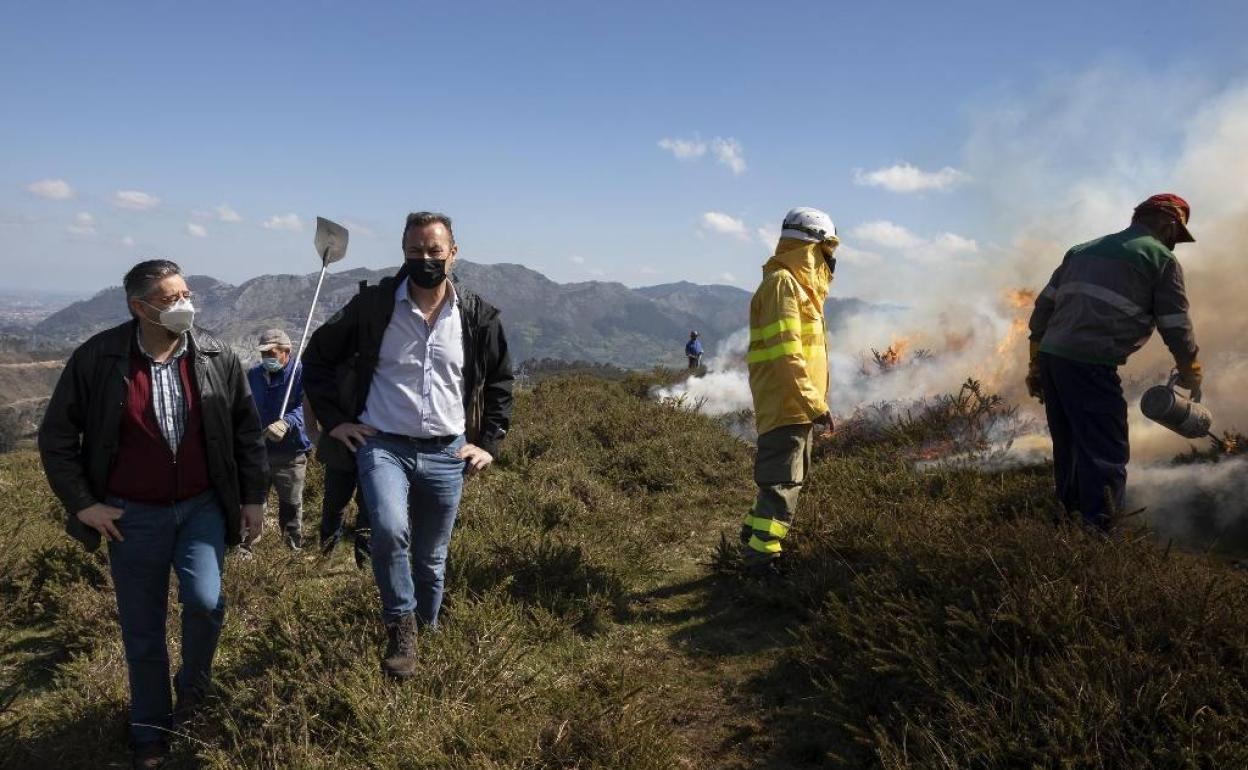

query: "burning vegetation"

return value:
[818, 378, 1030, 466]
[1173, 429, 1248, 465]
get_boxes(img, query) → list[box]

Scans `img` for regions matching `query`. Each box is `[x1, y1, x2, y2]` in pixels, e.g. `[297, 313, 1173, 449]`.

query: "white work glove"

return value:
[264, 419, 289, 443]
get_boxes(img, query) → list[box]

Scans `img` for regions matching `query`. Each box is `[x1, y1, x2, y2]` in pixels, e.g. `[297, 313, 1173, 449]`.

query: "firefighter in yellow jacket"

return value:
[740, 207, 838, 571]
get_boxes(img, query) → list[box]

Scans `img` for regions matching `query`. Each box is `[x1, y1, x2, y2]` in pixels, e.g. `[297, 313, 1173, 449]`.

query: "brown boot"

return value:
[382, 613, 418, 679]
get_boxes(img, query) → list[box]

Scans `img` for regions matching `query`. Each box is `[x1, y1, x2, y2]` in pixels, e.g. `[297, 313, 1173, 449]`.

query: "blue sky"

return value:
[2, 0, 1245, 297]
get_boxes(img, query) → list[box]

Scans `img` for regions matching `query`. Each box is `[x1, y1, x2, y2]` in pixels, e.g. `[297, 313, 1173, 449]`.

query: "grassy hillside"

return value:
[2, 375, 1247, 768]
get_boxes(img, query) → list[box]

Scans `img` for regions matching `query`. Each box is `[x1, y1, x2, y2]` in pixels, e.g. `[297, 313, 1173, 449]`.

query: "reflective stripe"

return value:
[750, 317, 801, 342]
[744, 515, 790, 538]
[1058, 281, 1147, 319]
[748, 534, 783, 555]
[1157, 312, 1192, 329]
[747, 340, 802, 363]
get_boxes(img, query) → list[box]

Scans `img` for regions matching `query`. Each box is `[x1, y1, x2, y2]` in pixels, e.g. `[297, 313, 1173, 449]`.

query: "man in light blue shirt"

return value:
[303, 211, 514, 680]
[358, 279, 465, 437]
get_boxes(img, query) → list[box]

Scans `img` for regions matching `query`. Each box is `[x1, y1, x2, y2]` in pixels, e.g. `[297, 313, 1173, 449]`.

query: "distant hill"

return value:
[31, 263, 880, 368]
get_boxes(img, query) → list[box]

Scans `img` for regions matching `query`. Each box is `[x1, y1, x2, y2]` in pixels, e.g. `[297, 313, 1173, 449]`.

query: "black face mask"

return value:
[405, 258, 448, 289]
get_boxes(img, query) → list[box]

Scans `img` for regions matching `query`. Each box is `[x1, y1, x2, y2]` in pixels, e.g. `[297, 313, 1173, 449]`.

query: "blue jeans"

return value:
[357, 433, 466, 627]
[105, 490, 226, 746]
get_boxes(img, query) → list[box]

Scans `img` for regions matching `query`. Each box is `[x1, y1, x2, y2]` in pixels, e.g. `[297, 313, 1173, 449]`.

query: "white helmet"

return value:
[780, 207, 838, 243]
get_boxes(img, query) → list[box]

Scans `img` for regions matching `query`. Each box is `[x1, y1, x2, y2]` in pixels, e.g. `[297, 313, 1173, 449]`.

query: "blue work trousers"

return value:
[1039, 353, 1130, 530]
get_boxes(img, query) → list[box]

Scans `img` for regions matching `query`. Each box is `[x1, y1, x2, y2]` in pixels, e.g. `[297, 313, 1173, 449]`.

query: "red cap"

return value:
[1134, 193, 1195, 243]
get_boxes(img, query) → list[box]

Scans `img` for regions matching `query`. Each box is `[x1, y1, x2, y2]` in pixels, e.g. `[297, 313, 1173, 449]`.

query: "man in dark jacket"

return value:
[1027, 193, 1202, 531]
[303, 354, 371, 568]
[38, 259, 267, 768]
[303, 211, 513, 680]
[248, 327, 313, 549]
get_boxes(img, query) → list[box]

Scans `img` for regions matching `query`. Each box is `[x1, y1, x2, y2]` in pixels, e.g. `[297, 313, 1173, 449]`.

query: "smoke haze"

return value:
[661, 69, 1248, 539]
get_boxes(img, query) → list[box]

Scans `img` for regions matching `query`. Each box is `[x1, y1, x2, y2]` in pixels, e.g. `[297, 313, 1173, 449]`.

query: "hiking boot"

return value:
[382, 613, 419, 679]
[741, 552, 785, 579]
[132, 740, 168, 769]
[284, 531, 303, 551]
[172, 684, 204, 728]
[320, 531, 341, 557]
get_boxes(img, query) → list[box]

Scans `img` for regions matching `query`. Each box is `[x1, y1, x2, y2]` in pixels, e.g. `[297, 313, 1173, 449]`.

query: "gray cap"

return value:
[256, 328, 291, 352]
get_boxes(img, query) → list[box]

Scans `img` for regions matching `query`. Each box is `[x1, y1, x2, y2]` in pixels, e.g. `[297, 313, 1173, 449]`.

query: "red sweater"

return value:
[106, 351, 212, 505]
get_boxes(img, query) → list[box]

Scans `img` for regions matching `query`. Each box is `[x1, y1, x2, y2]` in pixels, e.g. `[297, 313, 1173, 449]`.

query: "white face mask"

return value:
[143, 297, 195, 335]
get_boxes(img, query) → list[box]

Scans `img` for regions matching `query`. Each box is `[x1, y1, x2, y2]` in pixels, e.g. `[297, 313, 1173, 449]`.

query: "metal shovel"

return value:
[277, 217, 349, 417]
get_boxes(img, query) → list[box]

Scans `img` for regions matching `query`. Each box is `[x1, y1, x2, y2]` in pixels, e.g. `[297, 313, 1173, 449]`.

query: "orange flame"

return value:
[874, 336, 913, 370]
[1005, 288, 1037, 309]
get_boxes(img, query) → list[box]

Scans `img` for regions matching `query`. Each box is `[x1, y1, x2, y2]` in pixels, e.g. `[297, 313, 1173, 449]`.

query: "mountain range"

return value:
[31, 261, 873, 368]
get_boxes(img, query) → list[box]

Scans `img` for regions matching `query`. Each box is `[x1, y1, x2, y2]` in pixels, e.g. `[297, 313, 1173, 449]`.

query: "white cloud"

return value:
[262, 213, 303, 232]
[570, 255, 586, 265]
[719, 271, 738, 284]
[112, 189, 161, 210]
[700, 211, 748, 239]
[342, 220, 375, 238]
[853, 162, 969, 193]
[639, 266, 660, 276]
[215, 204, 242, 223]
[27, 178, 75, 200]
[851, 220, 924, 250]
[835, 244, 884, 266]
[849, 220, 978, 265]
[929, 232, 978, 256]
[186, 222, 208, 238]
[67, 211, 96, 236]
[756, 225, 780, 248]
[121, 235, 135, 247]
[659, 135, 746, 173]
[658, 136, 707, 160]
[712, 137, 746, 174]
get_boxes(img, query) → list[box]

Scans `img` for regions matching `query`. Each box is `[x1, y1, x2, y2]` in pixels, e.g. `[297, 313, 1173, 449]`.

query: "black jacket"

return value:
[38, 321, 269, 549]
[303, 273, 514, 457]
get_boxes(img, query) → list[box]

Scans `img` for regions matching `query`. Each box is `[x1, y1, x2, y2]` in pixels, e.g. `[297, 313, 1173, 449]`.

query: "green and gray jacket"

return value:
[1028, 224, 1199, 367]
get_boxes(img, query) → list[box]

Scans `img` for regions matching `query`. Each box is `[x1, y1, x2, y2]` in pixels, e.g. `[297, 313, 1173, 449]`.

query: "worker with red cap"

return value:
[1026, 193, 1202, 530]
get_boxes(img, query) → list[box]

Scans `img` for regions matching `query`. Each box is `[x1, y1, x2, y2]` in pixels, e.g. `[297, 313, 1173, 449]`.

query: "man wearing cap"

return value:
[738, 207, 839, 574]
[1027, 194, 1202, 531]
[248, 328, 313, 549]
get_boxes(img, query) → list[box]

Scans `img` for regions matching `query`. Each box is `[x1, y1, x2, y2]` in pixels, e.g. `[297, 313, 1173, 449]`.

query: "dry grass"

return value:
[2, 373, 1246, 768]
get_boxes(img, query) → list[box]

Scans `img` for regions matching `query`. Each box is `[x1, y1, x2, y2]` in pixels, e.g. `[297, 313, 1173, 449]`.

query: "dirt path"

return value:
[627, 533, 830, 770]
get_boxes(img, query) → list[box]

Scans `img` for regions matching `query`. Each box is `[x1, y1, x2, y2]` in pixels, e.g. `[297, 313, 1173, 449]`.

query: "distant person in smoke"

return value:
[248, 328, 313, 550]
[302, 211, 514, 680]
[739, 208, 838, 574]
[1027, 193, 1203, 531]
[38, 260, 267, 769]
[686, 330, 704, 369]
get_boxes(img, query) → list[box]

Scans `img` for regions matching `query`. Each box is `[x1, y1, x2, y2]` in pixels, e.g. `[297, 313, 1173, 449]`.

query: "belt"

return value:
[375, 431, 459, 448]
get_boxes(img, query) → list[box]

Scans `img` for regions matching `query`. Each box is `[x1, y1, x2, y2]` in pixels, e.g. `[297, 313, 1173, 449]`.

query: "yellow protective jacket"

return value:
[747, 238, 832, 434]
